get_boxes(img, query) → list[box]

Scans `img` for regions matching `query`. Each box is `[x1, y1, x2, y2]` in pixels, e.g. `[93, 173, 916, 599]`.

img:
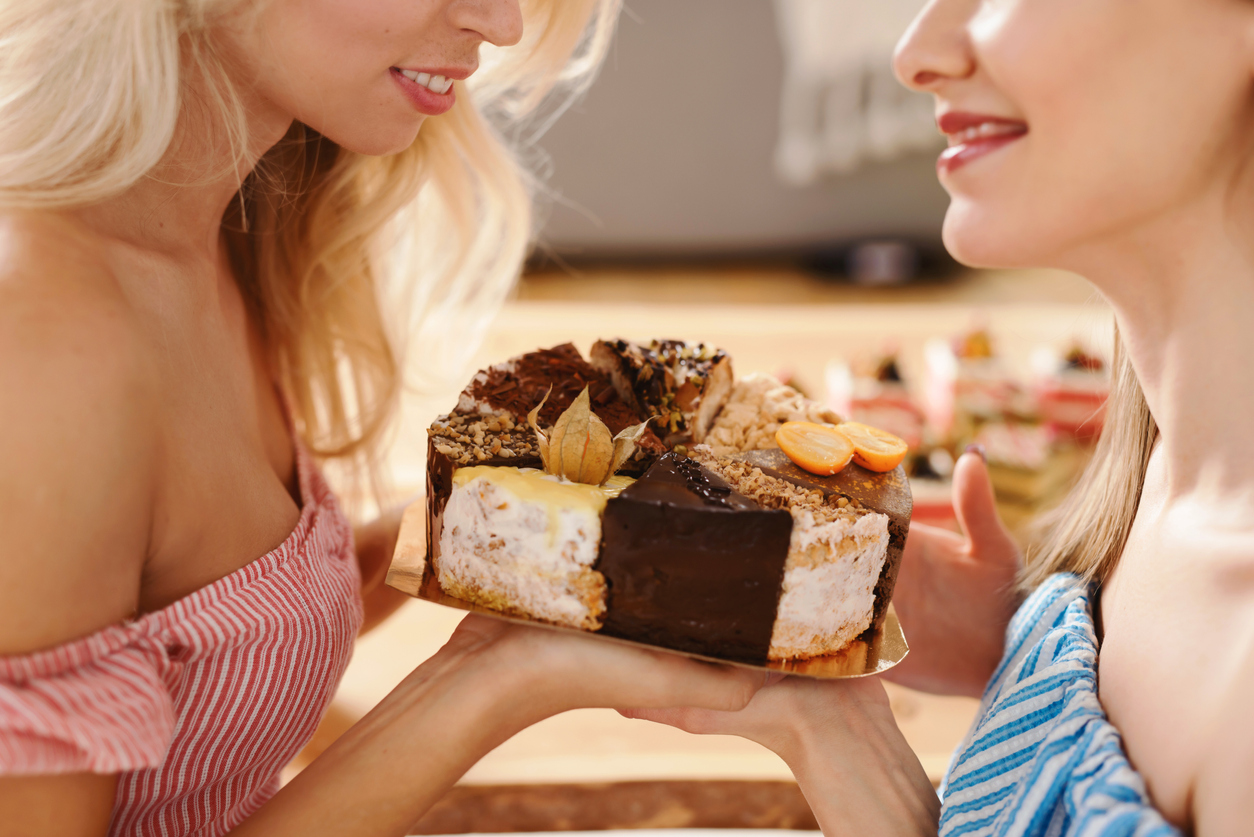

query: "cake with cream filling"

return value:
[425, 340, 911, 663]
[437, 467, 632, 630]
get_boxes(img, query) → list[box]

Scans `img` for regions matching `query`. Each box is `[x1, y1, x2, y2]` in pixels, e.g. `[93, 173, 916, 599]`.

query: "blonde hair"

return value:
[1021, 326, 1159, 590]
[0, 0, 620, 509]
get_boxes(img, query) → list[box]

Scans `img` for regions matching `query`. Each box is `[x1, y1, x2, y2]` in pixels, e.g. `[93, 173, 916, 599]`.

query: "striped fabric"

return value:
[0, 440, 363, 836]
[939, 573, 1180, 837]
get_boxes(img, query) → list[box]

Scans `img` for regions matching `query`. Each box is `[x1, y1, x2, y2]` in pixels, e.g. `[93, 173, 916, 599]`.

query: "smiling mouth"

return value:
[945, 121, 1027, 147]
[935, 114, 1028, 175]
[395, 69, 453, 95]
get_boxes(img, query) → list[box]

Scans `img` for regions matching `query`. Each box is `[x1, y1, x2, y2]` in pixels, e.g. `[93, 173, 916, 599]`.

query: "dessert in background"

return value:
[826, 352, 925, 451]
[905, 446, 958, 531]
[1031, 343, 1109, 442]
[924, 328, 1034, 443]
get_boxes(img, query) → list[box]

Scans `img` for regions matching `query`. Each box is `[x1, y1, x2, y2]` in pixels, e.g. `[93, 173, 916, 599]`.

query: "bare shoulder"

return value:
[1192, 630, 1254, 835]
[1190, 533, 1254, 835]
[0, 212, 158, 655]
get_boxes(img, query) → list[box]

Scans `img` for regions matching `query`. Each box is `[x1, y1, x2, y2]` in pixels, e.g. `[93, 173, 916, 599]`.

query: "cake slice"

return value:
[431, 343, 665, 471]
[435, 465, 633, 630]
[597, 453, 794, 663]
[590, 339, 734, 444]
[690, 449, 894, 660]
[712, 447, 911, 645]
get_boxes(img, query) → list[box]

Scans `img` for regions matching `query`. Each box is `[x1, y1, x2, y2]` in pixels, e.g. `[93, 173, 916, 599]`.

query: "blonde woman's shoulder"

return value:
[0, 211, 158, 656]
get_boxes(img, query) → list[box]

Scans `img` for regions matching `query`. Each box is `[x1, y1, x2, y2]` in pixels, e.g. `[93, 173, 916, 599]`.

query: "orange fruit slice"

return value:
[776, 422, 855, 476]
[836, 421, 909, 472]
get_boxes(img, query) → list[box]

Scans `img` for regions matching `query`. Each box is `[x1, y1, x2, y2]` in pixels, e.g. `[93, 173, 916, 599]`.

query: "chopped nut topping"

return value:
[692, 447, 864, 526]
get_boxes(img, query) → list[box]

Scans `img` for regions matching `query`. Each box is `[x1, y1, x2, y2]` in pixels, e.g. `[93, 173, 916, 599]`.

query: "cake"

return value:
[425, 341, 911, 663]
[590, 338, 734, 444]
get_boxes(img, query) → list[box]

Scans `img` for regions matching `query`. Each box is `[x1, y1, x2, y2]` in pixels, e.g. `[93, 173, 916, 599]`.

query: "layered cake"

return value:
[425, 341, 912, 663]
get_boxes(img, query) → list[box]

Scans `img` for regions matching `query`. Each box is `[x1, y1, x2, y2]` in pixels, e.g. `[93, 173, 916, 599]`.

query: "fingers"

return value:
[657, 661, 762, 712]
[951, 450, 1017, 561]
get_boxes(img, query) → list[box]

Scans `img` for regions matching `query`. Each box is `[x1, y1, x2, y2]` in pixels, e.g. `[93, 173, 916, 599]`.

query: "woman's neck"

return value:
[73, 69, 291, 264]
[1065, 194, 1254, 509]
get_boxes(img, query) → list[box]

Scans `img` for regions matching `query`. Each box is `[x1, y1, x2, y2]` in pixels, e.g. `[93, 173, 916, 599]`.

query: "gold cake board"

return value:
[387, 501, 908, 680]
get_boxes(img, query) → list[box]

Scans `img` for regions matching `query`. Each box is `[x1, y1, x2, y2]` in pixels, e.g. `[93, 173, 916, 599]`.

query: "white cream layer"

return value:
[769, 509, 890, 659]
[438, 467, 632, 628]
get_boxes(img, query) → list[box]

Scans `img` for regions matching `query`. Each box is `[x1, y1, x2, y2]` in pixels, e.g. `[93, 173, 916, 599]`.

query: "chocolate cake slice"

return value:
[590, 339, 734, 445]
[597, 453, 794, 664]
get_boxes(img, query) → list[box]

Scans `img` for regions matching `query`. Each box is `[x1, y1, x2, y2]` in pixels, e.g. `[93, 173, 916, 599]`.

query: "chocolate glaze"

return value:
[596, 453, 794, 664]
[734, 449, 912, 635]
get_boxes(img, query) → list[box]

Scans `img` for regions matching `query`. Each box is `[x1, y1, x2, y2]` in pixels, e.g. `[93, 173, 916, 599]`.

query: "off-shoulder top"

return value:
[938, 573, 1181, 837]
[0, 439, 363, 836]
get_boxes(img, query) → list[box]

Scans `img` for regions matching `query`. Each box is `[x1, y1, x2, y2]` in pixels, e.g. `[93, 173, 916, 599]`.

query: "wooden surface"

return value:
[409, 781, 819, 833]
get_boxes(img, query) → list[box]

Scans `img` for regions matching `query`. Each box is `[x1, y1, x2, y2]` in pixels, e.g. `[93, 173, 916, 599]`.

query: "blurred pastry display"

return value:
[924, 328, 1035, 442]
[826, 352, 925, 451]
[1031, 343, 1109, 441]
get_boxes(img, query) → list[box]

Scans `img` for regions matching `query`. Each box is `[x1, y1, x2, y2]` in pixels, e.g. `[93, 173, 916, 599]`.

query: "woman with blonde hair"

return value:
[629, 0, 1254, 834]
[0, 2, 767, 834]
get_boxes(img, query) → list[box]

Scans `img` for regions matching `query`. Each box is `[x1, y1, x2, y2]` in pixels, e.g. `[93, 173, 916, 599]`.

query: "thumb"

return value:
[952, 448, 1016, 560]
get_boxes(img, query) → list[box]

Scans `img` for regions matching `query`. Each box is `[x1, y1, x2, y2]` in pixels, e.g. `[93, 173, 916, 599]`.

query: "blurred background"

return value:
[301, 3, 1113, 833]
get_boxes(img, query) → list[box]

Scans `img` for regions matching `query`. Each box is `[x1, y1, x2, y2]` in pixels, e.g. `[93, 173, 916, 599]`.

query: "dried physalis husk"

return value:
[607, 418, 653, 477]
[550, 387, 615, 484]
[526, 387, 553, 472]
[528, 386, 652, 485]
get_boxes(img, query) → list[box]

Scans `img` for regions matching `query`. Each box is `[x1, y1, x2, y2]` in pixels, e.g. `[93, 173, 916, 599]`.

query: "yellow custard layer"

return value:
[452, 466, 635, 514]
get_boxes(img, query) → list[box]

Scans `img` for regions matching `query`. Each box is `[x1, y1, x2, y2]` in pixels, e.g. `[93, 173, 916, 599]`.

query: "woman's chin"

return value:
[941, 210, 1044, 271]
[317, 120, 426, 158]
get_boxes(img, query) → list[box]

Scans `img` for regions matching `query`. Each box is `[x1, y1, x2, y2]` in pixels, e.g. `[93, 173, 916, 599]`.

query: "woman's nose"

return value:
[894, 0, 977, 92]
[455, 0, 524, 48]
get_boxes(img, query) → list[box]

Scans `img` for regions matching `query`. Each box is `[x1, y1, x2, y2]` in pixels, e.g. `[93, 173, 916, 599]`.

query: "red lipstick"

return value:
[936, 112, 1028, 175]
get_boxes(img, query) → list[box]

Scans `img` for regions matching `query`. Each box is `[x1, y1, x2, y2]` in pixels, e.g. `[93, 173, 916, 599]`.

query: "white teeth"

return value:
[951, 122, 1023, 145]
[398, 69, 453, 94]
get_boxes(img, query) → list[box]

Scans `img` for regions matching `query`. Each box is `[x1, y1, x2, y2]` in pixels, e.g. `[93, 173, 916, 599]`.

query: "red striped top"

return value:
[0, 440, 363, 836]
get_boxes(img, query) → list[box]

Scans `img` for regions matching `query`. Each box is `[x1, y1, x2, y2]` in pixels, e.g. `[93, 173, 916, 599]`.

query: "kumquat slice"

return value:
[836, 421, 909, 473]
[775, 421, 856, 476]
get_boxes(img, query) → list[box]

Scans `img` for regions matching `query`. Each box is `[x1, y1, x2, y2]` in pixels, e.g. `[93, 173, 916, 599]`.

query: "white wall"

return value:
[533, 0, 950, 257]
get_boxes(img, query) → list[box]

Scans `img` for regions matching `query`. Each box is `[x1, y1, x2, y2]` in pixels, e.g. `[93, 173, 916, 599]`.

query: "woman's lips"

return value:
[936, 112, 1028, 175]
[391, 67, 456, 116]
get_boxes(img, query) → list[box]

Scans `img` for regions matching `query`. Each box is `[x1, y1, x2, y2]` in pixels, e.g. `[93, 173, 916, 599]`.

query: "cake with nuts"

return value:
[425, 341, 912, 663]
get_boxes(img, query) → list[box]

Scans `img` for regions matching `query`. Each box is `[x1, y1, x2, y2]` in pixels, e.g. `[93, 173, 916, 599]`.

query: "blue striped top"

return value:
[938, 573, 1182, 837]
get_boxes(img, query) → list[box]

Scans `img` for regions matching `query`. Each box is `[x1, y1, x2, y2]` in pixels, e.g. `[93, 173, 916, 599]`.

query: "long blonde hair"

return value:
[1022, 326, 1159, 589]
[0, 0, 619, 508]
